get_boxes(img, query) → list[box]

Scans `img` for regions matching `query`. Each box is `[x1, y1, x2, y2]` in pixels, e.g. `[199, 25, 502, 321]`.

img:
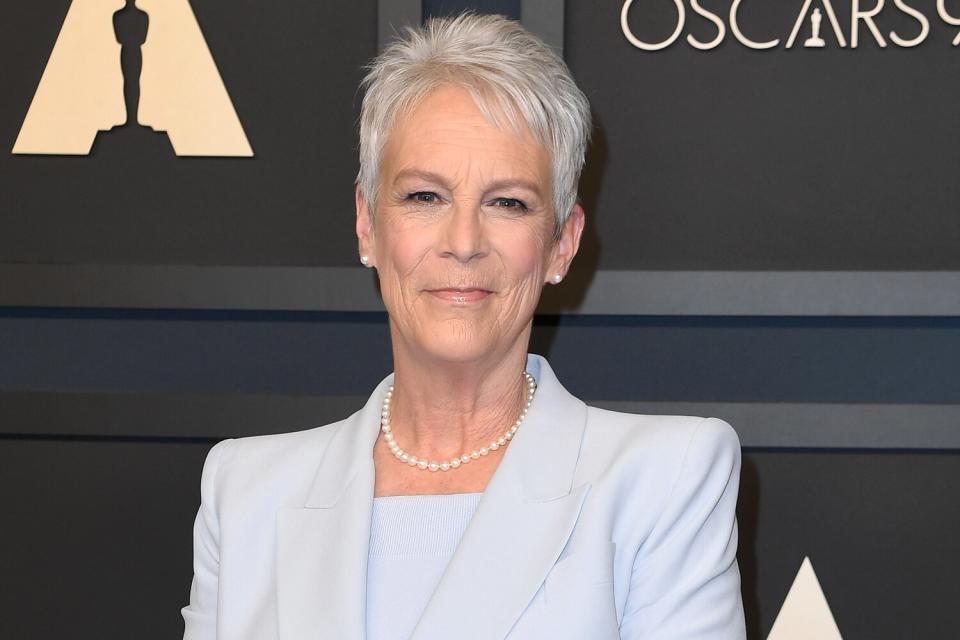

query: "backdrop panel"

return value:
[567, 0, 960, 270]
[2, 0, 375, 267]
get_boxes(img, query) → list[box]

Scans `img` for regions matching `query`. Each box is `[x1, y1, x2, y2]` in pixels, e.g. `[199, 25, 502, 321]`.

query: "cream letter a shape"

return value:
[13, 0, 253, 157]
[767, 557, 844, 640]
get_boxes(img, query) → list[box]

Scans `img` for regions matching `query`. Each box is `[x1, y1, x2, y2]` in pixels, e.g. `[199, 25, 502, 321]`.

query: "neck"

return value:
[386, 336, 532, 461]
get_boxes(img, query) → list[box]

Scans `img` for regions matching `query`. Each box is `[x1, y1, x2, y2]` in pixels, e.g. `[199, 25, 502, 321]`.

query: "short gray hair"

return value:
[356, 13, 592, 235]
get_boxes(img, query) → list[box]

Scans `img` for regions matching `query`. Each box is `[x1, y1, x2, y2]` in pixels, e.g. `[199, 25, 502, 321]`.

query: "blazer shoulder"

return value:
[205, 415, 352, 498]
[584, 406, 739, 454]
[579, 407, 741, 489]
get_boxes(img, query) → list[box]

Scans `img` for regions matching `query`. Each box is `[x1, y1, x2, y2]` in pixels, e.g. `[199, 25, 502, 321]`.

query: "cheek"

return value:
[500, 234, 551, 290]
[377, 227, 430, 277]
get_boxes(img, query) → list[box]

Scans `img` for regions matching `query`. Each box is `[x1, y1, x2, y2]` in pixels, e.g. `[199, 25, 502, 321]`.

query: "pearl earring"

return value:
[360, 255, 370, 266]
[552, 273, 563, 284]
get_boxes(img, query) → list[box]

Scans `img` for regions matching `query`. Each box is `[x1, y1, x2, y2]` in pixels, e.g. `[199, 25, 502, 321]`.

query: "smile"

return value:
[426, 288, 493, 304]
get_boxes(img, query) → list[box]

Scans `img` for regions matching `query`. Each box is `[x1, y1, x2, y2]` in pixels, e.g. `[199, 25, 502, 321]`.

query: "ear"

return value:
[546, 202, 585, 282]
[355, 183, 375, 267]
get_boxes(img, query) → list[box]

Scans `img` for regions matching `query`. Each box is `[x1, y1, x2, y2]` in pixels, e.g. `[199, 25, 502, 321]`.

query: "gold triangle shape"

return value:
[13, 0, 252, 157]
[767, 556, 844, 640]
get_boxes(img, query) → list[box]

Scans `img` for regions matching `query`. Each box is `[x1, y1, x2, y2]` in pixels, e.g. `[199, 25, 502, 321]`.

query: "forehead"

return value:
[382, 85, 551, 185]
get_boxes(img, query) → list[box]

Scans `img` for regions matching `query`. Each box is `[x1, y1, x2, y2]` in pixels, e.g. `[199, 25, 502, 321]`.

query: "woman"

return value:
[182, 13, 745, 640]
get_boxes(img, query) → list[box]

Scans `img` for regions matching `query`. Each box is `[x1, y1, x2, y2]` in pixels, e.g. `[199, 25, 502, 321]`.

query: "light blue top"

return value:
[365, 492, 484, 640]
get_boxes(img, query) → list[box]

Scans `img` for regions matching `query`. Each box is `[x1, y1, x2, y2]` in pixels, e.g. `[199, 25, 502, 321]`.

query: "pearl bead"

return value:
[378, 372, 536, 472]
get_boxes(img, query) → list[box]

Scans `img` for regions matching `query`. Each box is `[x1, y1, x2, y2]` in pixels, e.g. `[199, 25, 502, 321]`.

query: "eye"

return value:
[490, 197, 529, 211]
[406, 191, 441, 204]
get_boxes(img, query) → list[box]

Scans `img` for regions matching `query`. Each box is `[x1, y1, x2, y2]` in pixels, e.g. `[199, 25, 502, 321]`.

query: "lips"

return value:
[426, 288, 492, 303]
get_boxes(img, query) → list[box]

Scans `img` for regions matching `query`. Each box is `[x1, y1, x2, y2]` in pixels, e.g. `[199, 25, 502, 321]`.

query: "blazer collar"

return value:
[305, 353, 586, 506]
[276, 354, 591, 640]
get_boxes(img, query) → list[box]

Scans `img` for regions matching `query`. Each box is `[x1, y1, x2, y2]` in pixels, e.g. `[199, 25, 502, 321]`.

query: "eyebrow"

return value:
[393, 169, 449, 188]
[484, 178, 543, 196]
[393, 170, 543, 196]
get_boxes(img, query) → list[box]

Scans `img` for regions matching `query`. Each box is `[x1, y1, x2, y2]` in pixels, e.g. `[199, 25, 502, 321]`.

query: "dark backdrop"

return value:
[3, 0, 958, 269]
[1, 1, 957, 638]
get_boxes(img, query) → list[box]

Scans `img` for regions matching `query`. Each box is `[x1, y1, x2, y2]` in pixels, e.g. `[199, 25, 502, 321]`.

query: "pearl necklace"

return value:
[379, 371, 537, 472]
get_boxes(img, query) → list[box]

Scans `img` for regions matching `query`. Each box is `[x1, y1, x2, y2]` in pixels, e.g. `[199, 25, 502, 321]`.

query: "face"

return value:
[356, 85, 584, 366]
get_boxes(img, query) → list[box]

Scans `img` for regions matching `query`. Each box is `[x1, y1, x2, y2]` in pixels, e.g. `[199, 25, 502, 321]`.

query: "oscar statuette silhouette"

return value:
[804, 8, 827, 48]
[92, 0, 170, 156]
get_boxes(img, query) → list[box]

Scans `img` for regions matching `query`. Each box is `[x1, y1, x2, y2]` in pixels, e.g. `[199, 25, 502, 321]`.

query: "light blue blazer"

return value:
[182, 354, 746, 639]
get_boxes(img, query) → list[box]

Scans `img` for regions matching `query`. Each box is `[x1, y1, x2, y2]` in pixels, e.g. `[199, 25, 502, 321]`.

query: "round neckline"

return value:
[373, 491, 483, 500]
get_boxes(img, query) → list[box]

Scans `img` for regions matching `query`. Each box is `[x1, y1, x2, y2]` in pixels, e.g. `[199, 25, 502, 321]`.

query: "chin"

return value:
[413, 323, 501, 365]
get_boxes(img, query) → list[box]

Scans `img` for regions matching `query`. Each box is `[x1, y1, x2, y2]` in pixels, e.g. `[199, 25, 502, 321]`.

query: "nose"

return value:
[439, 200, 487, 263]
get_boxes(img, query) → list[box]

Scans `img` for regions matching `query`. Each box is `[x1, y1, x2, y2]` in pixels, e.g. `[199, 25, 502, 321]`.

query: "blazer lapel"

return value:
[275, 375, 391, 640]
[410, 354, 591, 640]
